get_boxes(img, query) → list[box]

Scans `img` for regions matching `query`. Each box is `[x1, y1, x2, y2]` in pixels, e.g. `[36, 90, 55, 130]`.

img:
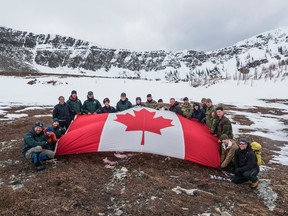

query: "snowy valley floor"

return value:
[0, 101, 288, 216]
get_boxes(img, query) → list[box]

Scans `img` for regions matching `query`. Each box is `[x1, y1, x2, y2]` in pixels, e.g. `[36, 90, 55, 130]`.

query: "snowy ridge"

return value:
[0, 26, 288, 83]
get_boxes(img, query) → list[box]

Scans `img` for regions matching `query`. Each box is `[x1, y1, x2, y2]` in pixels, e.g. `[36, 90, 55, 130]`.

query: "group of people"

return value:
[22, 90, 260, 188]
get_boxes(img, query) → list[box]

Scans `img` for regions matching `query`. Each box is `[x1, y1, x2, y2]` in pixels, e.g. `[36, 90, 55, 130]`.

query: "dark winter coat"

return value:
[53, 103, 72, 123]
[214, 115, 233, 139]
[52, 126, 66, 139]
[98, 105, 116, 113]
[234, 144, 259, 174]
[22, 127, 50, 155]
[116, 98, 133, 112]
[66, 96, 82, 115]
[191, 106, 205, 122]
[83, 98, 102, 114]
[169, 102, 183, 115]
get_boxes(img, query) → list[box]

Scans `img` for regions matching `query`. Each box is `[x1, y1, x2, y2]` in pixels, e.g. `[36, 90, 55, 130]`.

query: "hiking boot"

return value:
[250, 179, 259, 188]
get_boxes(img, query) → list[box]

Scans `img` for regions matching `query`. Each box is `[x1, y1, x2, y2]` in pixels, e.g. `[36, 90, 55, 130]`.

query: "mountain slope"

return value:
[0, 26, 288, 83]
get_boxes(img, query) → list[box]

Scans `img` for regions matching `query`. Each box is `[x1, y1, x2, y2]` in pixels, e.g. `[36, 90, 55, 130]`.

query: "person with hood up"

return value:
[116, 92, 133, 112]
[83, 91, 102, 114]
[98, 98, 116, 113]
[190, 102, 205, 122]
[22, 122, 55, 171]
[66, 90, 82, 119]
[232, 138, 260, 188]
[134, 97, 145, 108]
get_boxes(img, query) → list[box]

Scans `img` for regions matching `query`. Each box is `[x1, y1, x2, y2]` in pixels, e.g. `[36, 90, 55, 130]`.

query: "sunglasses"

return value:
[239, 143, 247, 145]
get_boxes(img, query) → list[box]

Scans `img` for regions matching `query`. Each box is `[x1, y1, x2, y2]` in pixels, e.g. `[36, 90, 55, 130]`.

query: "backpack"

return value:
[251, 141, 264, 166]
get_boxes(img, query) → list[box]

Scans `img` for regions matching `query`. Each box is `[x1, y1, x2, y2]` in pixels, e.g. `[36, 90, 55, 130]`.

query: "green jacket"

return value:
[116, 98, 133, 112]
[205, 105, 217, 132]
[181, 103, 193, 118]
[83, 98, 102, 114]
[145, 100, 158, 109]
[214, 115, 233, 139]
[22, 128, 49, 155]
[66, 96, 82, 114]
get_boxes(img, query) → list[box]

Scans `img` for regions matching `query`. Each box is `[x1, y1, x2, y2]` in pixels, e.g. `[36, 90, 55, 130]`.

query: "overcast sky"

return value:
[1, 0, 288, 52]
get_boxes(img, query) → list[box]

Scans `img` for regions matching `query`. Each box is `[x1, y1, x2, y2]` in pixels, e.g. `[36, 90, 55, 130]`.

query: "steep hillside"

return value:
[0, 26, 288, 83]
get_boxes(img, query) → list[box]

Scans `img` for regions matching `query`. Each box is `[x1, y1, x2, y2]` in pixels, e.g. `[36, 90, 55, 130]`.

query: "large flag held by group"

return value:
[56, 108, 220, 168]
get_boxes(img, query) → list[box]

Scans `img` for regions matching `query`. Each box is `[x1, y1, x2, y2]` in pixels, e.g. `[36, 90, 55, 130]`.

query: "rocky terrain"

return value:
[1, 26, 288, 83]
[0, 100, 287, 215]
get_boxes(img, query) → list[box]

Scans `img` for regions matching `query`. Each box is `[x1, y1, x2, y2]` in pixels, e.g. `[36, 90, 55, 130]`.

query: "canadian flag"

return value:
[56, 108, 220, 168]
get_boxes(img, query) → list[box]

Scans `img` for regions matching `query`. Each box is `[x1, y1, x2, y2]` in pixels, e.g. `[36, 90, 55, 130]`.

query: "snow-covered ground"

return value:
[0, 75, 287, 165]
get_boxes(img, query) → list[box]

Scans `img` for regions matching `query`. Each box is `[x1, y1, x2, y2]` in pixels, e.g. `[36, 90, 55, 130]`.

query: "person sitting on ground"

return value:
[134, 97, 145, 108]
[214, 106, 233, 139]
[98, 98, 116, 113]
[44, 126, 58, 151]
[52, 118, 66, 139]
[190, 102, 205, 122]
[201, 98, 217, 133]
[218, 134, 238, 172]
[232, 138, 260, 188]
[83, 91, 102, 114]
[22, 122, 55, 171]
[156, 99, 168, 111]
[145, 94, 158, 109]
[116, 92, 133, 112]
[53, 96, 73, 129]
[66, 90, 82, 120]
[169, 98, 183, 115]
[181, 97, 193, 118]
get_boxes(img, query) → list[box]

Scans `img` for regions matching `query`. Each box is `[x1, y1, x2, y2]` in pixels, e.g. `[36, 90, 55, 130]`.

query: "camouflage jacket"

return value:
[145, 100, 158, 109]
[181, 103, 193, 118]
[205, 105, 217, 132]
[214, 115, 233, 139]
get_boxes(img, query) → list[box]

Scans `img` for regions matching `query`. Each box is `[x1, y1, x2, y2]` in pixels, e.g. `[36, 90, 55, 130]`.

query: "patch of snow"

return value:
[270, 145, 288, 166]
[3, 113, 28, 120]
[15, 106, 52, 113]
[257, 179, 278, 211]
[33, 114, 52, 118]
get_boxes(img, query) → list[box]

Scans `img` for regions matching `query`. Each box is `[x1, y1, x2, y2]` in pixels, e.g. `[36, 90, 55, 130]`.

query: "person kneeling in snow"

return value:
[22, 122, 55, 171]
[232, 138, 259, 188]
[218, 134, 238, 172]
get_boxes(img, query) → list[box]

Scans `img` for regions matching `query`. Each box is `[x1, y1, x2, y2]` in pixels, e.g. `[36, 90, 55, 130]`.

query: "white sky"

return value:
[1, 0, 288, 52]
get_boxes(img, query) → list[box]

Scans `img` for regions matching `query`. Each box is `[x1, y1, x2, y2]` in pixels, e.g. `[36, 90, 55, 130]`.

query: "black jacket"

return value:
[98, 105, 116, 113]
[169, 102, 183, 115]
[116, 98, 132, 112]
[191, 107, 205, 122]
[53, 103, 72, 122]
[234, 144, 259, 173]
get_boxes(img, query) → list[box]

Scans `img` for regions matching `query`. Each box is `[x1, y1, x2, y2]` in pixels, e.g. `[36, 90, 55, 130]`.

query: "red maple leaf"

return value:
[114, 109, 174, 145]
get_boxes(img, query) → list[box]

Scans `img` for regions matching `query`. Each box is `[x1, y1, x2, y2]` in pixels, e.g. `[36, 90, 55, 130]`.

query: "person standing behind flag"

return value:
[169, 98, 183, 116]
[98, 98, 116, 113]
[66, 90, 82, 120]
[214, 106, 233, 139]
[53, 96, 73, 129]
[190, 102, 205, 122]
[181, 97, 193, 118]
[116, 92, 133, 112]
[145, 94, 158, 109]
[156, 99, 168, 110]
[83, 91, 102, 114]
[201, 98, 217, 133]
[134, 97, 145, 108]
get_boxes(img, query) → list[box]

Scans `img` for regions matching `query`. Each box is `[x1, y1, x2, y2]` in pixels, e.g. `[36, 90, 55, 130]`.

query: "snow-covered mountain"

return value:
[0, 26, 288, 84]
